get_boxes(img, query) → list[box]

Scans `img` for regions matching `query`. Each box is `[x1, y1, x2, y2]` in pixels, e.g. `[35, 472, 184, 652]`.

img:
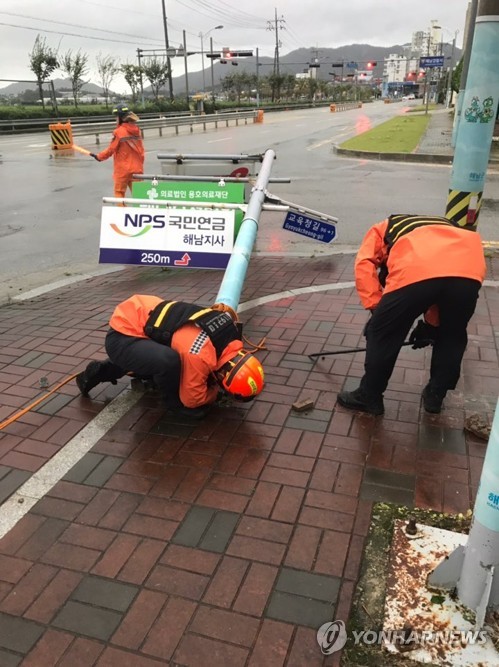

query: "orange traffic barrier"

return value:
[48, 120, 73, 150]
[255, 110, 264, 123]
[330, 104, 336, 113]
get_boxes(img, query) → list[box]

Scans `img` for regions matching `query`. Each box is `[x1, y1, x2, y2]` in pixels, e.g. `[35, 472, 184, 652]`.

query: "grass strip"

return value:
[340, 114, 431, 154]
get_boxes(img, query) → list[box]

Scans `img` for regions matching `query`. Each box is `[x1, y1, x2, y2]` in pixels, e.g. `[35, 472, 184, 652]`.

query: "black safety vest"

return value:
[143, 300, 240, 358]
[384, 214, 456, 248]
[378, 214, 457, 287]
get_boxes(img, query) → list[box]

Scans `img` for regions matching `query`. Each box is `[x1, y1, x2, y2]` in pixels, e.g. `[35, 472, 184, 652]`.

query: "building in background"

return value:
[382, 20, 444, 98]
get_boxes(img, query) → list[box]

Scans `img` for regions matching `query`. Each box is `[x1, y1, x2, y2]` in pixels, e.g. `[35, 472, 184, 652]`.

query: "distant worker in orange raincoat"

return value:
[90, 104, 144, 198]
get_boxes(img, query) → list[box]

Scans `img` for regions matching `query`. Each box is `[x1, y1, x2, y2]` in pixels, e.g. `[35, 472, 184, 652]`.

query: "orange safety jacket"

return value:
[355, 216, 486, 318]
[97, 121, 144, 181]
[109, 295, 243, 408]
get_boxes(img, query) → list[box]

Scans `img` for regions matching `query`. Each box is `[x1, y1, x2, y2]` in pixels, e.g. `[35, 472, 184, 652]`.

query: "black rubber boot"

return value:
[422, 384, 446, 414]
[336, 387, 384, 416]
[76, 360, 123, 397]
[174, 405, 212, 420]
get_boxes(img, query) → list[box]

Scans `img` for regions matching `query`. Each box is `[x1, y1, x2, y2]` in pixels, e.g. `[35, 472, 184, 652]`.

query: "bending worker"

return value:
[76, 295, 265, 419]
[90, 104, 144, 199]
[337, 214, 486, 416]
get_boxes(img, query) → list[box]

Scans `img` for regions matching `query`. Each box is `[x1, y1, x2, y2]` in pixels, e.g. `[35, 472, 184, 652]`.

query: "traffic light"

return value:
[309, 63, 320, 68]
[206, 49, 252, 63]
[366, 61, 377, 69]
[331, 62, 343, 68]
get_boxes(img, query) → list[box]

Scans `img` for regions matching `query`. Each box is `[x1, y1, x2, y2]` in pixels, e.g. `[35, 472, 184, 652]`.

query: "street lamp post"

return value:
[199, 25, 223, 93]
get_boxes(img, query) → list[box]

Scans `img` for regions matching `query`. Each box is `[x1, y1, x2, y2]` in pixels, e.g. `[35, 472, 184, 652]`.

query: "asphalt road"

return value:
[1, 101, 498, 304]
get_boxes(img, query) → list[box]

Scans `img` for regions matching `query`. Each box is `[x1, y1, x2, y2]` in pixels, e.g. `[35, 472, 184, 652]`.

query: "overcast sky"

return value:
[0, 0, 470, 93]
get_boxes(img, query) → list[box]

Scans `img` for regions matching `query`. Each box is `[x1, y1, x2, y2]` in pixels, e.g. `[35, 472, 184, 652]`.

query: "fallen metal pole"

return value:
[134, 173, 290, 183]
[101, 196, 287, 213]
[156, 152, 266, 161]
[214, 148, 276, 311]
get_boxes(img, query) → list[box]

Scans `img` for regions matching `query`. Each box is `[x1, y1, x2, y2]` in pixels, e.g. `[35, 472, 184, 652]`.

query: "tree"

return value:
[267, 73, 286, 103]
[307, 77, 319, 101]
[96, 53, 120, 108]
[28, 35, 59, 109]
[61, 50, 89, 107]
[142, 57, 169, 103]
[221, 72, 252, 104]
[121, 63, 143, 104]
[282, 74, 296, 100]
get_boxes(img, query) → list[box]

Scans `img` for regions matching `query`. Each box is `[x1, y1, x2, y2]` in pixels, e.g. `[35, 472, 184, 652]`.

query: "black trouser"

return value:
[360, 277, 481, 397]
[104, 329, 181, 403]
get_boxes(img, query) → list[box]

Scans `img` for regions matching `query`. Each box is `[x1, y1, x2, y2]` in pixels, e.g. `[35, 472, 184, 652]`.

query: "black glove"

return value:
[89, 153, 100, 161]
[409, 320, 438, 349]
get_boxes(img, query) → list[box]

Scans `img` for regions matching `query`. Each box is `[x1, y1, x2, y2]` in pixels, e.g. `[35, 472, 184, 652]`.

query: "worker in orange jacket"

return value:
[75, 295, 265, 419]
[90, 104, 144, 199]
[337, 214, 486, 416]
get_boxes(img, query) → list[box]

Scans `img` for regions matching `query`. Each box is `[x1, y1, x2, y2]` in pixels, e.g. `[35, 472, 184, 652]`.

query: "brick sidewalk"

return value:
[0, 254, 498, 666]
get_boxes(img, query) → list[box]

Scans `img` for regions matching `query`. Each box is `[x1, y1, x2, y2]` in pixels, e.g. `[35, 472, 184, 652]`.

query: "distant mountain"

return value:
[0, 78, 110, 96]
[170, 42, 461, 94]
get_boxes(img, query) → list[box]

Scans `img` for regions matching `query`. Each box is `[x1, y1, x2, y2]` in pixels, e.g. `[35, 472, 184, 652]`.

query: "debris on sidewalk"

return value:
[292, 397, 315, 412]
[464, 413, 491, 441]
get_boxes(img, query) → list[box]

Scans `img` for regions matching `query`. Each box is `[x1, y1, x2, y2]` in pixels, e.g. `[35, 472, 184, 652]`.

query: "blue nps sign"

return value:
[419, 56, 445, 68]
[283, 211, 337, 243]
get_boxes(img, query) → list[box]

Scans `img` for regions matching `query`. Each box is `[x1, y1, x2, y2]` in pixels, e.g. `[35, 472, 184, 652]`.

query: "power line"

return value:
[0, 10, 164, 43]
[0, 21, 157, 45]
[176, 0, 265, 29]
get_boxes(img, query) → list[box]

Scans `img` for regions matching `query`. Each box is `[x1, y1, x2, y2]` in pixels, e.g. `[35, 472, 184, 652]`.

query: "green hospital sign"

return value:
[132, 180, 245, 237]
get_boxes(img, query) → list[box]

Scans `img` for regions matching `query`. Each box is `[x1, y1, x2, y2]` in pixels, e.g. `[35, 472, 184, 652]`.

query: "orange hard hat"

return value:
[217, 350, 264, 401]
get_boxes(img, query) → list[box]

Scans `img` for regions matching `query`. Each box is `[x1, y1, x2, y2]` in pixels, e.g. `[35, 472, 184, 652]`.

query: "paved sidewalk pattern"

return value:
[0, 254, 498, 666]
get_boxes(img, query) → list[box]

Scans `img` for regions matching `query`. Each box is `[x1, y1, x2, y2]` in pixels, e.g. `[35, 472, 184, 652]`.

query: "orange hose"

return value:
[0, 373, 79, 431]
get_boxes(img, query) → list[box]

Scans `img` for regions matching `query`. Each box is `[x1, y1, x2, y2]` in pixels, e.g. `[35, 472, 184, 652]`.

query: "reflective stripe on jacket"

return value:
[109, 294, 243, 408]
[97, 121, 144, 180]
[354, 218, 486, 311]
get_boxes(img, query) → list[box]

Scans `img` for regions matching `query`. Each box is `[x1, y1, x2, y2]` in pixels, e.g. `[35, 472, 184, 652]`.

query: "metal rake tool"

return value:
[307, 340, 432, 362]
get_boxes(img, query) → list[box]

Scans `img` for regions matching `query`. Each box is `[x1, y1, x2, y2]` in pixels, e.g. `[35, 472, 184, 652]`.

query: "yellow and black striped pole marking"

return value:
[446, 190, 483, 228]
[48, 121, 74, 150]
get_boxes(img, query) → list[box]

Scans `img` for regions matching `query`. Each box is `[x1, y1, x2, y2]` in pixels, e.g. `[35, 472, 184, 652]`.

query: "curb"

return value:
[333, 144, 452, 164]
[333, 145, 499, 165]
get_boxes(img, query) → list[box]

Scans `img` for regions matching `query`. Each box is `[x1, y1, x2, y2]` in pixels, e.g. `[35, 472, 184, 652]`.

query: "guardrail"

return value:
[0, 101, 338, 135]
[70, 110, 259, 144]
[329, 102, 363, 112]
[0, 110, 192, 134]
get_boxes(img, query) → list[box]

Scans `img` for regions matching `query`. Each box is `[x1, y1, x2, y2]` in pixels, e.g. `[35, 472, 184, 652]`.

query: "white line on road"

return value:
[0, 389, 143, 539]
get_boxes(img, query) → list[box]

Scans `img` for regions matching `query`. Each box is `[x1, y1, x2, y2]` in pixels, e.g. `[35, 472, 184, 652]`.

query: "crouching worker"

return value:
[76, 295, 265, 419]
[337, 214, 486, 416]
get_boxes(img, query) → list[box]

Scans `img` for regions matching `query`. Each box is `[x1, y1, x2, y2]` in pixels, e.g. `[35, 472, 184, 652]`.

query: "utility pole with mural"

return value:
[445, 0, 499, 228]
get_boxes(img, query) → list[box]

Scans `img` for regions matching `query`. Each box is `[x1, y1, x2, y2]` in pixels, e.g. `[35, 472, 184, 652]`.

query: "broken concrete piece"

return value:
[292, 398, 315, 412]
